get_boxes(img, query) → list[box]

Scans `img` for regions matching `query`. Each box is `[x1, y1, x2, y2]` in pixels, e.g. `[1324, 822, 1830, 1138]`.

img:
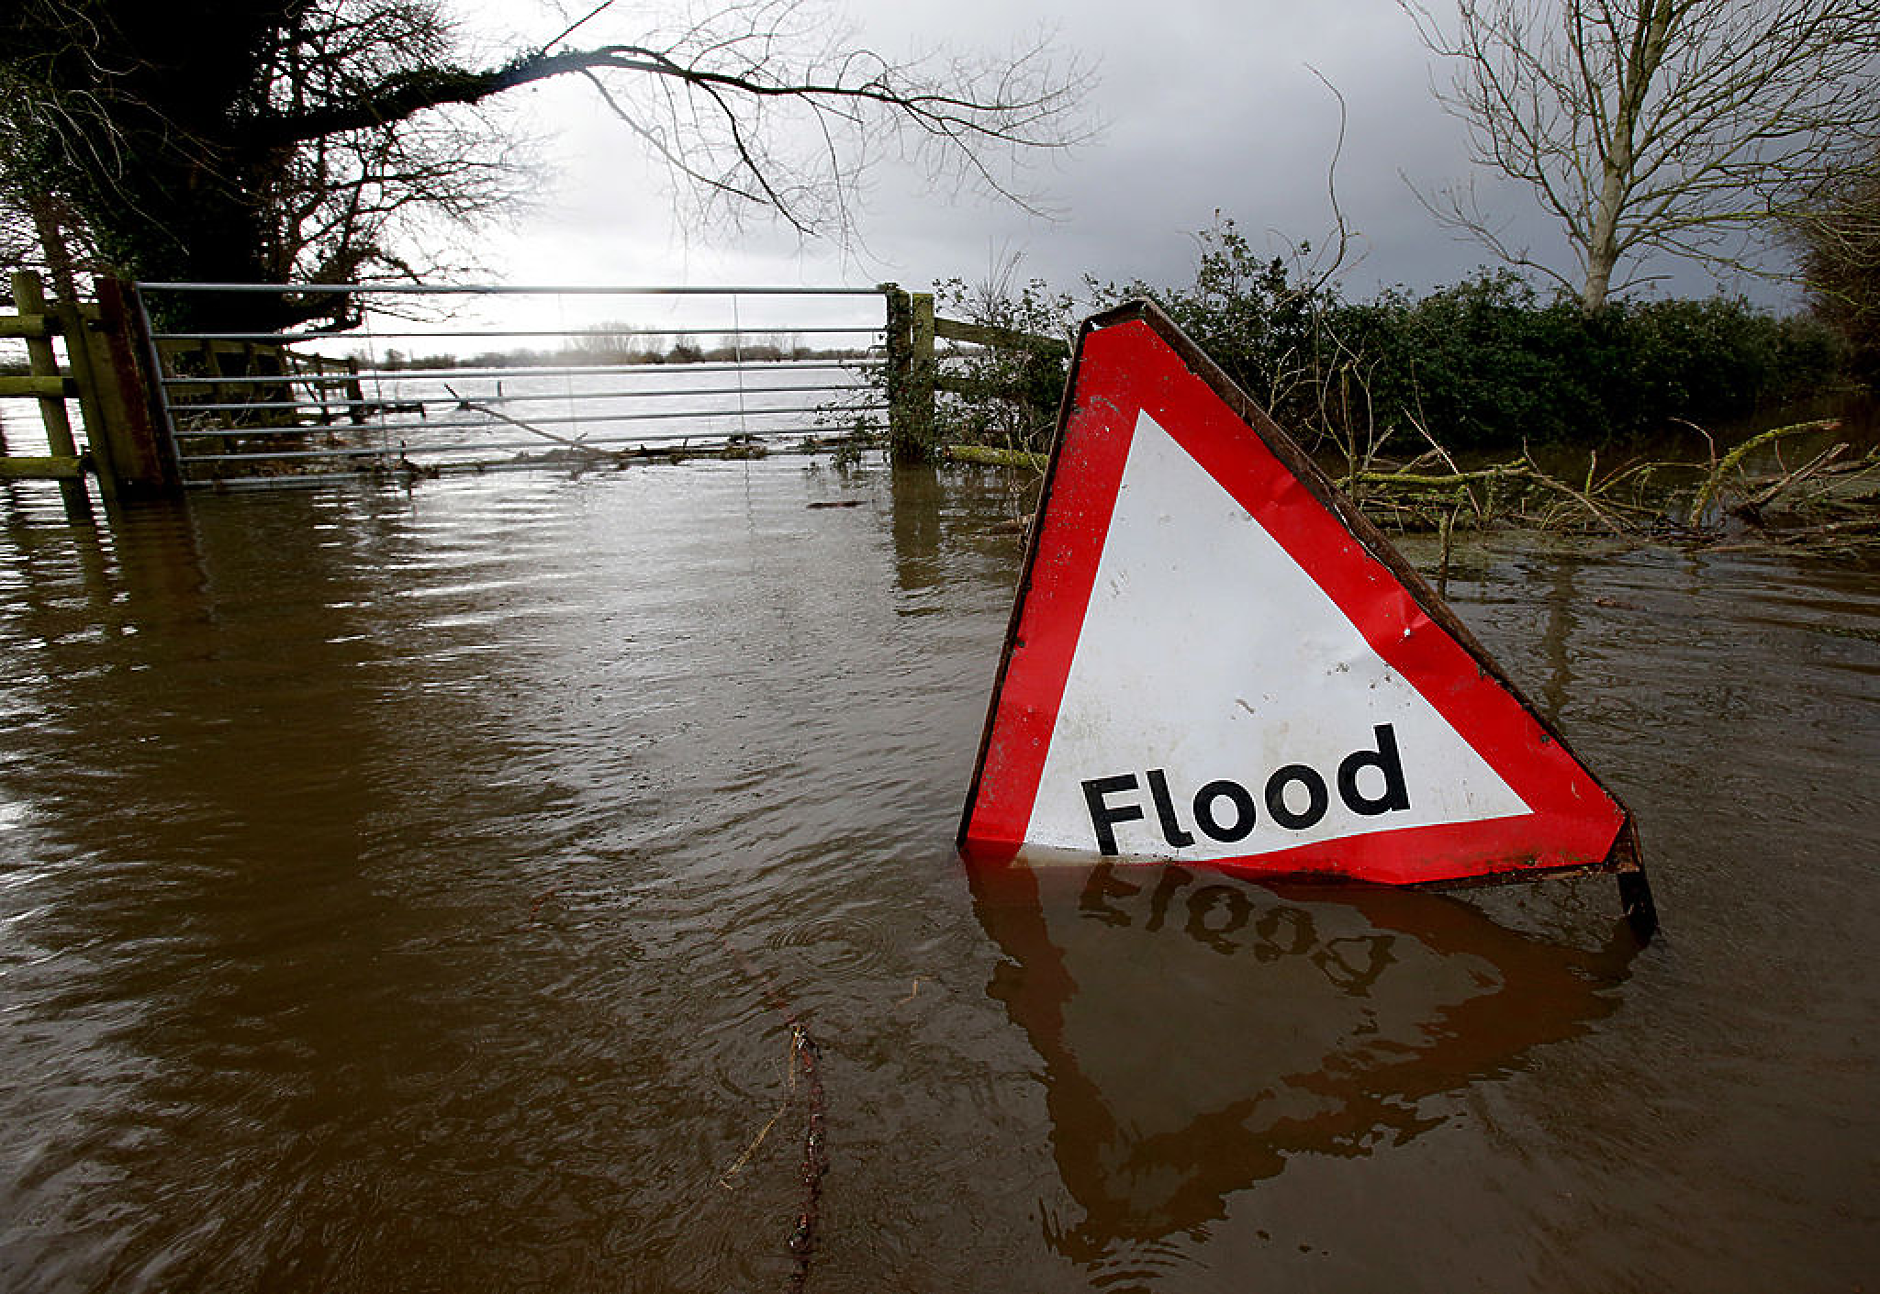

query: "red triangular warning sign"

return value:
[959, 301, 1649, 907]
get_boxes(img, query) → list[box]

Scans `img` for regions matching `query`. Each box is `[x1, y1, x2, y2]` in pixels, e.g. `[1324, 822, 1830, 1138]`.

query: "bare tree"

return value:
[1402, 0, 1880, 310]
[1790, 154, 1880, 375]
[248, 0, 525, 293]
[0, 0, 1089, 327]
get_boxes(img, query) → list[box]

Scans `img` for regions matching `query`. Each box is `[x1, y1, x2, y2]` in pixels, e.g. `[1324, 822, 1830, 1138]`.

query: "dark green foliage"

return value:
[1343, 278, 1848, 447]
[929, 275, 1075, 455]
[1086, 220, 1853, 451]
[1090, 217, 1341, 438]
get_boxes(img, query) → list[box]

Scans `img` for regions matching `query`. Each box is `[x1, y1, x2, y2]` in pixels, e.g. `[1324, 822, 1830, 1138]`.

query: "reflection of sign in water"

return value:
[960, 301, 1653, 928]
[972, 863, 1639, 1259]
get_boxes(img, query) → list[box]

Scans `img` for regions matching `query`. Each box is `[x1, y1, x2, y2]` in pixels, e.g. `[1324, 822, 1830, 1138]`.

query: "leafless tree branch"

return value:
[1401, 0, 1880, 308]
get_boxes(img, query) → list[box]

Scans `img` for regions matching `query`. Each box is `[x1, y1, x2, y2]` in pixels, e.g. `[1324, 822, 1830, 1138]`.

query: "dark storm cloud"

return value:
[466, 0, 1789, 304]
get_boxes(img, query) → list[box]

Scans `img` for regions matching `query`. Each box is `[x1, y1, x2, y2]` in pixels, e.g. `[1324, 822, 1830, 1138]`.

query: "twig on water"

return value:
[719, 937, 829, 1293]
[720, 1029, 800, 1189]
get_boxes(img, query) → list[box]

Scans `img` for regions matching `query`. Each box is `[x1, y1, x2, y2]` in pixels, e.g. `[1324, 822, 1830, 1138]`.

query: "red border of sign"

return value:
[959, 304, 1644, 889]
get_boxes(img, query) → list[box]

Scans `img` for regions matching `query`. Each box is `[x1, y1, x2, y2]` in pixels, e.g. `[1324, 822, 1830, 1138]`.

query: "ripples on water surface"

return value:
[0, 463, 1874, 1291]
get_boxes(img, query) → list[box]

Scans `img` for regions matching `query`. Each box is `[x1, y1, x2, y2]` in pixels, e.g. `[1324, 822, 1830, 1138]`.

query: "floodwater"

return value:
[0, 461, 1874, 1292]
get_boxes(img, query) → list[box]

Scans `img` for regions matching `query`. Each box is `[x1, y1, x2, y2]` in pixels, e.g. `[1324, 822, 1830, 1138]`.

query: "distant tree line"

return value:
[370, 334, 863, 372]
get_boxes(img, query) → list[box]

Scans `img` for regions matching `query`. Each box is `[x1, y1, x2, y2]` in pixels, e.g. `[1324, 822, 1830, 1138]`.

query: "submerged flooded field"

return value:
[0, 461, 1875, 1291]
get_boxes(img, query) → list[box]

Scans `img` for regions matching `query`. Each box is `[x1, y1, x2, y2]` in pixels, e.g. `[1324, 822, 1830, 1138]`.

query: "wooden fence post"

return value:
[908, 291, 936, 461]
[882, 283, 912, 457]
[51, 285, 121, 500]
[881, 284, 938, 465]
[85, 278, 181, 495]
[7, 270, 91, 516]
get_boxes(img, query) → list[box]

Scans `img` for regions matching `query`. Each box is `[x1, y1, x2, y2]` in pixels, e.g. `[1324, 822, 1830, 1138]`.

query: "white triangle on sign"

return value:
[1024, 409, 1531, 861]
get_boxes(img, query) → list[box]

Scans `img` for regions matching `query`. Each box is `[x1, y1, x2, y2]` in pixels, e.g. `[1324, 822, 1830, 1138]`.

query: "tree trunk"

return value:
[1582, 175, 1624, 312]
[1577, 0, 1678, 313]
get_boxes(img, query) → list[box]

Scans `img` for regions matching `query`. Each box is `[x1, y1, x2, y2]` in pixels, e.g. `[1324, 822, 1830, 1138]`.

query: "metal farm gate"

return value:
[133, 283, 893, 486]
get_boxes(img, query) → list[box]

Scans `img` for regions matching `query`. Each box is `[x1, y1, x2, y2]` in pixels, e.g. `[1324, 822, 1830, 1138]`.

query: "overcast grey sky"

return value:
[451, 0, 1793, 307]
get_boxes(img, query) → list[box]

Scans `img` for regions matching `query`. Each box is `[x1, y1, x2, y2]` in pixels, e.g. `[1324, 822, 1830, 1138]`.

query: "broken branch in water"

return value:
[1733, 443, 1846, 519]
[443, 384, 631, 464]
[947, 418, 1878, 551]
[1343, 421, 1876, 549]
[1687, 419, 1840, 527]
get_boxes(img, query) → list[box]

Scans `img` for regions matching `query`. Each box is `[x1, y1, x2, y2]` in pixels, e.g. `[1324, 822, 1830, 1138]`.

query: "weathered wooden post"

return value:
[882, 283, 911, 455]
[344, 357, 367, 426]
[909, 291, 937, 460]
[0, 273, 180, 502]
[7, 271, 91, 516]
[85, 278, 182, 495]
[882, 284, 937, 464]
[52, 287, 122, 500]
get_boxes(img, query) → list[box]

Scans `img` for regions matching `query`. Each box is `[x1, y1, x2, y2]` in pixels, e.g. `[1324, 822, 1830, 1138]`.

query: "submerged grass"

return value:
[946, 415, 1880, 558]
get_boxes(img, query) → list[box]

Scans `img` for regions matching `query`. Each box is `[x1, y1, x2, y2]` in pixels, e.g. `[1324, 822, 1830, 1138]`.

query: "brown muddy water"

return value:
[0, 461, 1875, 1292]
